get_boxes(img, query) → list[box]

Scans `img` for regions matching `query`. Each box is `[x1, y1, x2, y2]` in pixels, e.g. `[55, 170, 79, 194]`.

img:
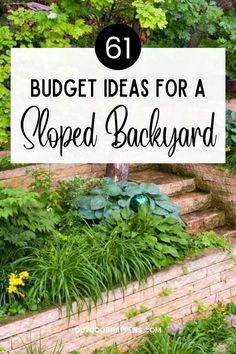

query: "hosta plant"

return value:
[76, 178, 181, 222]
[85, 206, 190, 288]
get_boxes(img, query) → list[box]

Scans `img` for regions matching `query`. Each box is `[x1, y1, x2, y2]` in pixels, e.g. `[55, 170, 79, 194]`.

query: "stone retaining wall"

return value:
[0, 163, 153, 188]
[159, 164, 236, 226]
[1, 248, 236, 354]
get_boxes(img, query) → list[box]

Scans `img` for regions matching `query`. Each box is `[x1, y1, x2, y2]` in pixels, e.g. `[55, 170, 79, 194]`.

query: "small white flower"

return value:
[47, 12, 58, 20]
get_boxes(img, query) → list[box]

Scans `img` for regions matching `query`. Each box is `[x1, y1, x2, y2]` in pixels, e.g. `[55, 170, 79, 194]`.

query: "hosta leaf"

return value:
[104, 208, 112, 218]
[77, 195, 92, 207]
[153, 194, 169, 201]
[156, 201, 177, 212]
[104, 183, 123, 197]
[118, 199, 128, 207]
[161, 245, 180, 258]
[157, 234, 171, 243]
[125, 185, 142, 197]
[144, 235, 157, 245]
[90, 186, 105, 195]
[117, 180, 129, 188]
[153, 207, 169, 216]
[149, 198, 155, 210]
[90, 196, 107, 210]
[171, 236, 189, 245]
[140, 182, 160, 194]
[156, 225, 172, 232]
[95, 209, 104, 220]
[79, 206, 95, 220]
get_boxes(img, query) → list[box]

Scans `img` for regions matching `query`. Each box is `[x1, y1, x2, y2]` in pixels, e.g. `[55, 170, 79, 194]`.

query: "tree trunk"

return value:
[105, 163, 129, 181]
[5, 2, 50, 12]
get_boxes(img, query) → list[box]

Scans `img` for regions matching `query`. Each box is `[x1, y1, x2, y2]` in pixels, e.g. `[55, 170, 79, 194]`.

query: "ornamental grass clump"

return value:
[21, 240, 105, 315]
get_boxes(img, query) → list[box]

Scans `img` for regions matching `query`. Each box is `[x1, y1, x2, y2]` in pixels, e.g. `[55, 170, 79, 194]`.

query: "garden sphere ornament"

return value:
[129, 194, 150, 212]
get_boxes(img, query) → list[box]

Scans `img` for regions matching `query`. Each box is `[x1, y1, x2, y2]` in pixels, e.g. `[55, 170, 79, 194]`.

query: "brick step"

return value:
[129, 170, 196, 196]
[171, 192, 212, 215]
[214, 227, 236, 243]
[183, 208, 225, 235]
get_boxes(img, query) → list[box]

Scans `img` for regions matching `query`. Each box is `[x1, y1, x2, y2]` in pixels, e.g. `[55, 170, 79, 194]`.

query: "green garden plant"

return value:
[0, 5, 91, 148]
[21, 239, 105, 314]
[29, 167, 62, 215]
[76, 178, 181, 222]
[22, 341, 63, 354]
[189, 231, 231, 256]
[226, 110, 236, 147]
[0, 187, 58, 250]
[60, 0, 167, 31]
[148, 1, 236, 79]
[93, 343, 120, 354]
[0, 155, 25, 171]
[85, 206, 190, 288]
[129, 326, 205, 354]
[182, 307, 230, 353]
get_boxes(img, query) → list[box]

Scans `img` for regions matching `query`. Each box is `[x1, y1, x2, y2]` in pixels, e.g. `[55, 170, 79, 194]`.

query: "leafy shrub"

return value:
[0, 187, 58, 250]
[85, 206, 190, 288]
[60, 0, 168, 31]
[57, 176, 101, 212]
[0, 155, 25, 171]
[226, 148, 236, 171]
[7, 6, 92, 48]
[148, 1, 236, 79]
[29, 167, 63, 216]
[76, 178, 181, 222]
[0, 26, 14, 148]
[0, 6, 91, 148]
[189, 231, 231, 256]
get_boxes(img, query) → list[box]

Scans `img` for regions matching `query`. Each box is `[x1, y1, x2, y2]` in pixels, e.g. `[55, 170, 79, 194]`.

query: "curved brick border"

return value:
[1, 248, 236, 354]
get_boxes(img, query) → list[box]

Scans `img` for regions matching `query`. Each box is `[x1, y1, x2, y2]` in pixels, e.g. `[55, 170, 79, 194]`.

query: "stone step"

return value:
[129, 170, 196, 196]
[183, 208, 225, 235]
[171, 192, 212, 215]
[214, 227, 236, 243]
